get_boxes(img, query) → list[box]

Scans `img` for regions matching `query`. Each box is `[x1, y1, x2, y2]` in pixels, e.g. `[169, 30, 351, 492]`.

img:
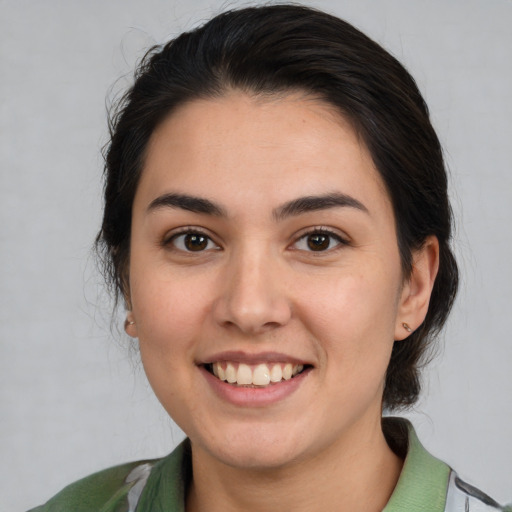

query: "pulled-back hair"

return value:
[97, 4, 458, 410]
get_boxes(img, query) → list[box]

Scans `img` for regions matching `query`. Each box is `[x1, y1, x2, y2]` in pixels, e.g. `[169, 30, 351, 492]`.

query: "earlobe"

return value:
[124, 313, 138, 338]
[395, 236, 440, 340]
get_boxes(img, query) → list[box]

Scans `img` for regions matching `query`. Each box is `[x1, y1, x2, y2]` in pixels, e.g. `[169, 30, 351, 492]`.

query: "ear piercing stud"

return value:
[402, 322, 412, 333]
[124, 318, 135, 329]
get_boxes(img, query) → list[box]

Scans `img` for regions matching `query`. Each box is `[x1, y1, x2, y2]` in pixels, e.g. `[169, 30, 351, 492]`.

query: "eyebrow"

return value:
[147, 191, 368, 220]
[273, 192, 368, 221]
[147, 193, 226, 216]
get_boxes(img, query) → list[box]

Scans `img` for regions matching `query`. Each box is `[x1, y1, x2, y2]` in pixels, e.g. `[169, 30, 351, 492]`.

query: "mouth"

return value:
[204, 361, 310, 388]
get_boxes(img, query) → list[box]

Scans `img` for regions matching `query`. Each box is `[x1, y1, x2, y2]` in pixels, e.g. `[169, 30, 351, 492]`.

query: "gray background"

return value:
[1, 0, 511, 510]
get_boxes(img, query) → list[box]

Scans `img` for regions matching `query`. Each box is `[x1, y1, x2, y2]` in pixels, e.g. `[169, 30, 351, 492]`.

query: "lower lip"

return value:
[199, 366, 311, 407]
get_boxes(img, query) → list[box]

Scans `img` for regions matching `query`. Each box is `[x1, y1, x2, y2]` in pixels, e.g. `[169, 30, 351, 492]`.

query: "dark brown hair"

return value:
[97, 4, 458, 410]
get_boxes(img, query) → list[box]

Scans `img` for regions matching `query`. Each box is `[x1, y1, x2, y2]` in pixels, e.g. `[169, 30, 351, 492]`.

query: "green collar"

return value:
[383, 418, 450, 511]
[137, 418, 450, 512]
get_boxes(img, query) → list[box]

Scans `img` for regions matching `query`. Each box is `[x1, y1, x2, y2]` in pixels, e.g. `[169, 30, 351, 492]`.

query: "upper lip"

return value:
[197, 350, 312, 366]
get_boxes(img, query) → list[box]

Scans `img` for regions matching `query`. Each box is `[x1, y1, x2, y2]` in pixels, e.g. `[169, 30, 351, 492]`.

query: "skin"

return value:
[126, 92, 439, 512]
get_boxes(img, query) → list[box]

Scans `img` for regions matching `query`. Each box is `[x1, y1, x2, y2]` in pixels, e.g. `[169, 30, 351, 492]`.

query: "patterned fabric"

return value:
[125, 463, 154, 512]
[28, 419, 510, 512]
[445, 472, 512, 512]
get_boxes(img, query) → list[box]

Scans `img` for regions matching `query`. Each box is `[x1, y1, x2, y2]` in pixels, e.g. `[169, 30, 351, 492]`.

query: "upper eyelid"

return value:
[162, 227, 222, 252]
[292, 226, 350, 243]
[163, 226, 215, 241]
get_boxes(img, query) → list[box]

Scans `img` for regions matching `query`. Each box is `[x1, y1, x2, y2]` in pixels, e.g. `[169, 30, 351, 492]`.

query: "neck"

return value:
[186, 416, 403, 512]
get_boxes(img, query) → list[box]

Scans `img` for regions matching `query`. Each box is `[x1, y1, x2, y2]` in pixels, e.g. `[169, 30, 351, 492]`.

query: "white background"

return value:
[1, 0, 511, 510]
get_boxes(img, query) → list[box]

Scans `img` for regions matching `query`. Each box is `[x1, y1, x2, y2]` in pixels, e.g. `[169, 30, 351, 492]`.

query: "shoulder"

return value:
[27, 458, 160, 512]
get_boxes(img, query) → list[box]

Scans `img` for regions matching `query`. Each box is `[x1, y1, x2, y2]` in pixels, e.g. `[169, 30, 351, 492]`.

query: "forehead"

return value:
[137, 92, 391, 216]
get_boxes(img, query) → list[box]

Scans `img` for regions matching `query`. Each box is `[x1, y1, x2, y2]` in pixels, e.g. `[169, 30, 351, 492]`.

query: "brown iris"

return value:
[184, 233, 208, 251]
[307, 233, 330, 251]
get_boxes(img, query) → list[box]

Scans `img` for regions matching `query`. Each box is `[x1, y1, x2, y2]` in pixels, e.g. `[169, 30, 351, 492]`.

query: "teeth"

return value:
[211, 362, 305, 387]
[253, 364, 271, 386]
[225, 362, 237, 383]
[269, 364, 282, 383]
[293, 364, 303, 376]
[237, 364, 253, 385]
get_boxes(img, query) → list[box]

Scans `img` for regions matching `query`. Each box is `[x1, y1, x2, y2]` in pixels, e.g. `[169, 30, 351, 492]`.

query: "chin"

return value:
[213, 444, 302, 471]
[192, 424, 310, 471]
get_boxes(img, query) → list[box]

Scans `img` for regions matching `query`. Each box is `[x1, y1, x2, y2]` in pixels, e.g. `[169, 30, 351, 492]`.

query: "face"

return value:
[127, 92, 414, 470]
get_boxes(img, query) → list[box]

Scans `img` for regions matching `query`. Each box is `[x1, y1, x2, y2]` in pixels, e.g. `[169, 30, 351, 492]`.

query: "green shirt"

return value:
[29, 418, 510, 512]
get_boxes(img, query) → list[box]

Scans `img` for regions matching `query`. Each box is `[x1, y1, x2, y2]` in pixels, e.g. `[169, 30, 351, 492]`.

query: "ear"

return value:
[124, 311, 138, 338]
[395, 236, 440, 340]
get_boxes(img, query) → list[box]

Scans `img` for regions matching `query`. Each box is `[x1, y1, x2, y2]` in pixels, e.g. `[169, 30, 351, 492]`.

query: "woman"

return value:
[29, 5, 510, 512]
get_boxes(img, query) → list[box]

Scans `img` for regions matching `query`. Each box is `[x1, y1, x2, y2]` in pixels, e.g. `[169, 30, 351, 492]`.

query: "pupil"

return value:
[307, 234, 329, 251]
[185, 234, 207, 251]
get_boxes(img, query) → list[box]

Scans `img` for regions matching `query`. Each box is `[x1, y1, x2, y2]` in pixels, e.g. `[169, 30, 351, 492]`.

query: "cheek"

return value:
[297, 268, 400, 385]
[131, 258, 210, 322]
[132, 277, 204, 410]
[130, 272, 202, 361]
[298, 268, 400, 337]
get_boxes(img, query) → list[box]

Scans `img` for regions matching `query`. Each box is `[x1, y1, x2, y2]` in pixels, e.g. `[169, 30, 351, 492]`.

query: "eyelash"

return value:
[292, 227, 349, 253]
[164, 228, 220, 253]
[163, 227, 349, 254]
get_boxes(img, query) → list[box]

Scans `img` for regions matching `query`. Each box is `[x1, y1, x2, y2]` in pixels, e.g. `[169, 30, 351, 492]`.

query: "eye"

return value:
[293, 230, 347, 252]
[168, 230, 219, 252]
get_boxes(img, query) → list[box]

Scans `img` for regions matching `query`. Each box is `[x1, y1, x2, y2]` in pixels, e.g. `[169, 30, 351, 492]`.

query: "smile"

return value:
[206, 362, 305, 387]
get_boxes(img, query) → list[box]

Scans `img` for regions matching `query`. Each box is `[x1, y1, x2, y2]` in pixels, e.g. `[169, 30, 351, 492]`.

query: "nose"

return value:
[213, 247, 292, 335]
